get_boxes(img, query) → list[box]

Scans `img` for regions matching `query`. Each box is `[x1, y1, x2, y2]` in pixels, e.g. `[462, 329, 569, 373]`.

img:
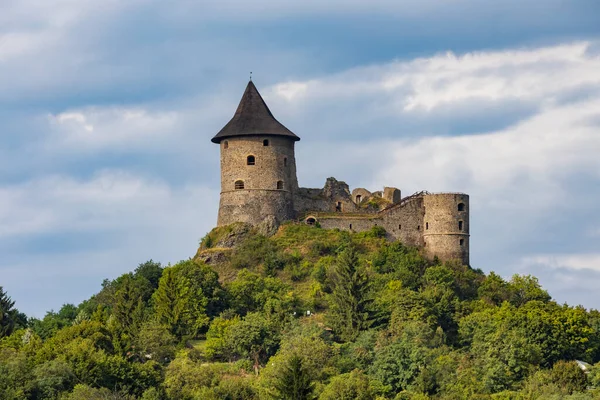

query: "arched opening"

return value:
[335, 202, 342, 212]
[263, 139, 269, 146]
[356, 195, 362, 203]
[223, 141, 228, 149]
[306, 217, 316, 225]
[284, 157, 287, 167]
[234, 180, 244, 190]
[460, 238, 465, 246]
[277, 180, 284, 190]
[458, 220, 464, 231]
[247, 155, 255, 165]
[458, 203, 465, 211]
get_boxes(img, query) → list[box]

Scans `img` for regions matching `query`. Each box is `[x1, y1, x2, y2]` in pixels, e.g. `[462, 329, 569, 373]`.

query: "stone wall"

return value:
[380, 196, 424, 247]
[306, 214, 382, 232]
[297, 192, 470, 265]
[218, 135, 298, 226]
[422, 193, 469, 264]
[218, 190, 295, 226]
[294, 178, 360, 216]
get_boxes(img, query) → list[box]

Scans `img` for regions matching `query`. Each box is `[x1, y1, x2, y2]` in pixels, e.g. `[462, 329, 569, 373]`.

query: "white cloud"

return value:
[267, 42, 600, 113]
[521, 254, 600, 272]
[49, 108, 180, 149]
[0, 170, 218, 237]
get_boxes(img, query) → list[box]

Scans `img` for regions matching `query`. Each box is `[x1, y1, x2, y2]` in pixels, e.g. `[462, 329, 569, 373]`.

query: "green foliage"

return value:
[225, 312, 280, 370]
[0, 286, 26, 338]
[152, 259, 224, 338]
[319, 369, 375, 400]
[274, 354, 316, 400]
[2, 228, 600, 399]
[327, 246, 374, 342]
[226, 269, 289, 315]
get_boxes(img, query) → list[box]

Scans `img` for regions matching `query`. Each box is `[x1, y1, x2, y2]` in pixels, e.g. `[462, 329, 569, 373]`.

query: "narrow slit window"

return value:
[398, 224, 401, 230]
[349, 224, 352, 229]
[263, 139, 269, 146]
[277, 180, 284, 190]
[426, 222, 429, 230]
[460, 238, 464, 246]
[234, 180, 244, 190]
[417, 225, 420, 231]
[284, 157, 287, 167]
[223, 141, 229, 149]
[458, 203, 465, 211]
[247, 155, 255, 165]
[458, 220, 463, 231]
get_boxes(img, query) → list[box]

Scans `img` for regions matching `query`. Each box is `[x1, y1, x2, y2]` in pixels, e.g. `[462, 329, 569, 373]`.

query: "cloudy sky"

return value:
[1, 0, 599, 317]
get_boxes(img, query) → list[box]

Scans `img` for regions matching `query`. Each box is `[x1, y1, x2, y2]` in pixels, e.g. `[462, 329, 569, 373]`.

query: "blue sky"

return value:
[1, 0, 600, 317]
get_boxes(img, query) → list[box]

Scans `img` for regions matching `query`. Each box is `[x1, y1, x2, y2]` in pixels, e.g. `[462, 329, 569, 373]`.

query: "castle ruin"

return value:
[212, 81, 470, 265]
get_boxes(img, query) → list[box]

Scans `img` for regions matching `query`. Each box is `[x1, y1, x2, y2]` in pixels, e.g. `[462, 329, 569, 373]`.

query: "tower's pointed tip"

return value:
[211, 81, 300, 143]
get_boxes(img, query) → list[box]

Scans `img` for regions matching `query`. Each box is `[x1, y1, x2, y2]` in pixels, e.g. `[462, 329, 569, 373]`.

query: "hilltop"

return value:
[1, 223, 600, 399]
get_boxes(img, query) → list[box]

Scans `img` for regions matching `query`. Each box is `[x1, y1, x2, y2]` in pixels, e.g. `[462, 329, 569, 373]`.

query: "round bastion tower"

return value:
[422, 193, 470, 265]
[212, 81, 300, 227]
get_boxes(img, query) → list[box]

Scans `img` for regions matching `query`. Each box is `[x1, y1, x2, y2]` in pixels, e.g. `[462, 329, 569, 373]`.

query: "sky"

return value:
[1, 0, 599, 317]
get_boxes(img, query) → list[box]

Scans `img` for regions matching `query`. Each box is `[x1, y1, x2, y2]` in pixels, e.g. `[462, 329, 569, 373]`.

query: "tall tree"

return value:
[327, 246, 373, 342]
[274, 355, 315, 400]
[0, 286, 25, 338]
[152, 260, 224, 338]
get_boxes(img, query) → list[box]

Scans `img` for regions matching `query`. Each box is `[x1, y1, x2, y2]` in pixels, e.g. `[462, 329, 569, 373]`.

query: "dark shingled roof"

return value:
[211, 81, 300, 143]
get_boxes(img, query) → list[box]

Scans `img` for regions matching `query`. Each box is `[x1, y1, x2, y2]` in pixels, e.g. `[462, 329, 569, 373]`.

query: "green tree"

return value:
[112, 274, 146, 349]
[507, 274, 551, 306]
[319, 369, 375, 400]
[327, 247, 374, 342]
[0, 287, 26, 338]
[225, 312, 279, 373]
[274, 354, 315, 400]
[152, 260, 224, 338]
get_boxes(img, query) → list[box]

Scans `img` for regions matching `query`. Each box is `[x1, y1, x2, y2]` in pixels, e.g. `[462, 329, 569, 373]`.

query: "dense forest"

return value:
[2, 223, 600, 399]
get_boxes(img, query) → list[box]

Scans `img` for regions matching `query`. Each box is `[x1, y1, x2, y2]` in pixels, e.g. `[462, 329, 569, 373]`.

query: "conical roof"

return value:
[211, 81, 300, 143]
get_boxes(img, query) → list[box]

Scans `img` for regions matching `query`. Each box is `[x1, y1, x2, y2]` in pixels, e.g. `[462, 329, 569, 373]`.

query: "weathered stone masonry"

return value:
[212, 81, 470, 265]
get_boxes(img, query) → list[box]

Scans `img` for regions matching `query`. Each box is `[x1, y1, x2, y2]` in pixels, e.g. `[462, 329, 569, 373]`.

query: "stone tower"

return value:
[212, 81, 300, 227]
[422, 193, 470, 264]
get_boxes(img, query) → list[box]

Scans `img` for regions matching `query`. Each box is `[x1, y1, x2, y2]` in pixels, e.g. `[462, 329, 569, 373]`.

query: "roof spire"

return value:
[211, 81, 300, 143]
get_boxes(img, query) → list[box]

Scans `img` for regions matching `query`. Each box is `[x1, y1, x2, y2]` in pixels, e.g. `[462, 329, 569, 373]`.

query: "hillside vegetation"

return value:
[2, 223, 600, 399]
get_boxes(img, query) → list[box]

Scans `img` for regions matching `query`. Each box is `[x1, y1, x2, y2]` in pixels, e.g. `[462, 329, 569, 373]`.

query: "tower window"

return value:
[426, 222, 429, 230]
[460, 239, 465, 246]
[356, 195, 362, 203]
[277, 180, 284, 190]
[223, 141, 229, 149]
[234, 180, 244, 190]
[458, 203, 465, 211]
[263, 139, 269, 146]
[284, 157, 287, 167]
[335, 202, 342, 212]
[247, 155, 255, 165]
[458, 220, 463, 231]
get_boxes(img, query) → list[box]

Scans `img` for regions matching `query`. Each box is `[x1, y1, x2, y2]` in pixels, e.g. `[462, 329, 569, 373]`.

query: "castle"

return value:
[212, 81, 470, 265]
